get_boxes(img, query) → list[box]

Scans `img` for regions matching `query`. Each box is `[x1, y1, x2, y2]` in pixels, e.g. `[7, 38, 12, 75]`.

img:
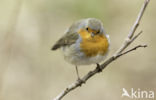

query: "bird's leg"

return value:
[96, 63, 102, 72]
[75, 65, 80, 80]
[75, 66, 85, 85]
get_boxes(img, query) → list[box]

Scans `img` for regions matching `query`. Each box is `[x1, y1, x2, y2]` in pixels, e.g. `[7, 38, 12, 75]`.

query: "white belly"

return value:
[61, 43, 108, 66]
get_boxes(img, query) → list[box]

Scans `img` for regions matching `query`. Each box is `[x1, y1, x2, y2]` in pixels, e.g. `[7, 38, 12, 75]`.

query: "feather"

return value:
[51, 32, 79, 50]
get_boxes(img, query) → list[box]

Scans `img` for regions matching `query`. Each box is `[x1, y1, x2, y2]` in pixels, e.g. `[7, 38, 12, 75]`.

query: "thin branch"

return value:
[116, 44, 147, 58]
[114, 30, 142, 57]
[115, 0, 150, 55]
[53, 44, 147, 100]
[130, 30, 142, 43]
[128, 0, 149, 39]
[53, 0, 150, 100]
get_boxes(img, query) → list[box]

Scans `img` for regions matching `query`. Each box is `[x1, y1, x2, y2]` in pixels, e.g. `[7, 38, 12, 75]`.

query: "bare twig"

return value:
[115, 0, 150, 55]
[116, 44, 147, 58]
[53, 44, 147, 100]
[53, 0, 150, 100]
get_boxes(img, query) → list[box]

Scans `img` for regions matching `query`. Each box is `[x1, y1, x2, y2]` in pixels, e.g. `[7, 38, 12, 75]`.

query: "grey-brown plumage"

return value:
[51, 32, 79, 50]
[51, 18, 110, 81]
[51, 19, 84, 50]
[51, 18, 105, 51]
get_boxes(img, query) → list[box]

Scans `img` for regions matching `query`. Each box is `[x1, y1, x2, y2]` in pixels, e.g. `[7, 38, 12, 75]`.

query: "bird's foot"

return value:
[96, 63, 102, 72]
[77, 78, 85, 86]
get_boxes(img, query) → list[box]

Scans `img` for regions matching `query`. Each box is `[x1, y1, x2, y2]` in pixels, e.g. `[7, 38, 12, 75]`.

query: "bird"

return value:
[51, 18, 110, 81]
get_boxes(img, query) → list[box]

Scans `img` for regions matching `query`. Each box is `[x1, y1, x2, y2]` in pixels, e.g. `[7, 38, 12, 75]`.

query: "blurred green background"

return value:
[0, 0, 155, 100]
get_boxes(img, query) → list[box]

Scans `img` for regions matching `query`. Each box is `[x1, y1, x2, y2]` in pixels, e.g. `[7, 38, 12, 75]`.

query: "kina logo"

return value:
[121, 88, 154, 99]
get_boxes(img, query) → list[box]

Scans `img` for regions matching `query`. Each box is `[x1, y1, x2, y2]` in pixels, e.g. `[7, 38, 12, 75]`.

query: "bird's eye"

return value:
[86, 27, 89, 31]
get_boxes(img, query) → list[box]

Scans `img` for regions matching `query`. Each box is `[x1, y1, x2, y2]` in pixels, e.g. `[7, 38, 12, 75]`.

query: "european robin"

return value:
[52, 18, 110, 80]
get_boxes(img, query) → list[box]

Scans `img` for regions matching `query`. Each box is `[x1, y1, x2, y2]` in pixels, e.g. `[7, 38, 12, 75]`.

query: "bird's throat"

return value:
[78, 29, 109, 57]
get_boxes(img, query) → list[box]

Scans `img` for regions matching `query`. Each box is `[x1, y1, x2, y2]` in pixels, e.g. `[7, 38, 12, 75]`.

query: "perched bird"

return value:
[52, 18, 110, 81]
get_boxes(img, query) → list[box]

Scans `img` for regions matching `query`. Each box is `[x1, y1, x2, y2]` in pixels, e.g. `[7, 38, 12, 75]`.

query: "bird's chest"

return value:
[80, 35, 109, 57]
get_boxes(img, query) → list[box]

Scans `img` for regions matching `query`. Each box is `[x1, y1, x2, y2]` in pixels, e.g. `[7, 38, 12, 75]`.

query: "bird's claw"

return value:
[77, 78, 85, 86]
[96, 63, 102, 72]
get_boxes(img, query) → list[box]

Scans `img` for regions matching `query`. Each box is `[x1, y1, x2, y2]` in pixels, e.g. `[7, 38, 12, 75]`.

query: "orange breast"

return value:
[78, 29, 109, 57]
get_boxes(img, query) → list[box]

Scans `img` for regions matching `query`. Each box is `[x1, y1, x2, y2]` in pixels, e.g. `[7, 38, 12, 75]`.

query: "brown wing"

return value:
[51, 19, 85, 50]
[51, 32, 79, 50]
